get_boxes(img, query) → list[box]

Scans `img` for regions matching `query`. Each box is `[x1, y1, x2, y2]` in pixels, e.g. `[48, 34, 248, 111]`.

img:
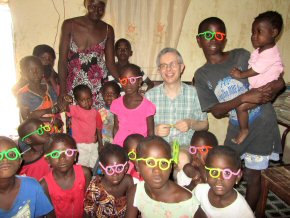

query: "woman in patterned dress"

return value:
[58, 0, 118, 109]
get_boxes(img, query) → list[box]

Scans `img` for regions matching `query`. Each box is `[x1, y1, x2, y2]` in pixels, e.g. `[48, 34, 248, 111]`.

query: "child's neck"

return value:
[123, 92, 142, 109]
[258, 42, 275, 53]
[144, 180, 171, 200]
[116, 60, 129, 69]
[209, 187, 237, 208]
[206, 51, 229, 65]
[53, 166, 74, 179]
[0, 177, 17, 194]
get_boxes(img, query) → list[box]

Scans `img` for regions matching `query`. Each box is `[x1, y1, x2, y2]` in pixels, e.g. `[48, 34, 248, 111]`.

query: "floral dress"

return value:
[84, 176, 127, 218]
[67, 27, 109, 109]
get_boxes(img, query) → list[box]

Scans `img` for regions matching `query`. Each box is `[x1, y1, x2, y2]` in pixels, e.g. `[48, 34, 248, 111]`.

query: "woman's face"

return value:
[85, 0, 106, 21]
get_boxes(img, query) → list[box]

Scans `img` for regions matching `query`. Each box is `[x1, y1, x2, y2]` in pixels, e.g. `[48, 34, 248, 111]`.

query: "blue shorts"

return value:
[241, 153, 279, 170]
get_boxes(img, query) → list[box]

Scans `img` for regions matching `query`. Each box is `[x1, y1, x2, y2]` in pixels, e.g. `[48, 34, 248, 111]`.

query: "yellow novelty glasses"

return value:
[21, 124, 51, 141]
[128, 149, 137, 161]
[136, 157, 173, 171]
[197, 31, 226, 41]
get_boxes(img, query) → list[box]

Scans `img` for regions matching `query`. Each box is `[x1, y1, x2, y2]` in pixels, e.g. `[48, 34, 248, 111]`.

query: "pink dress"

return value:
[110, 96, 156, 146]
[248, 45, 283, 88]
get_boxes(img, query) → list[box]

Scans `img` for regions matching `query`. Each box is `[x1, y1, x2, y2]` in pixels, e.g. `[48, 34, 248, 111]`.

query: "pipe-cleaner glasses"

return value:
[205, 166, 241, 180]
[119, 76, 142, 86]
[0, 148, 21, 161]
[189, 145, 212, 155]
[197, 31, 226, 41]
[99, 162, 128, 176]
[21, 124, 51, 141]
[45, 149, 78, 158]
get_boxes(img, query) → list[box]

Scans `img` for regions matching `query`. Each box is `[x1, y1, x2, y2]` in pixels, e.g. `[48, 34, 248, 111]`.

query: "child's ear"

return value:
[196, 36, 202, 48]
[129, 50, 133, 57]
[272, 28, 279, 38]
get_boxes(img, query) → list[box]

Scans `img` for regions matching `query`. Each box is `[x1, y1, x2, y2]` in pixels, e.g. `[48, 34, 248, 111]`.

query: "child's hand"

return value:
[230, 67, 243, 79]
[64, 94, 73, 103]
[155, 124, 171, 137]
[53, 118, 64, 129]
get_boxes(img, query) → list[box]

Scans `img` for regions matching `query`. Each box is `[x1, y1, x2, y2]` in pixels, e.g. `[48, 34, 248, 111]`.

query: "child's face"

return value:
[45, 140, 77, 173]
[25, 61, 44, 84]
[206, 154, 241, 199]
[76, 90, 93, 110]
[251, 20, 276, 49]
[196, 22, 226, 57]
[23, 122, 50, 151]
[190, 137, 211, 165]
[137, 141, 172, 189]
[116, 41, 132, 62]
[0, 140, 22, 179]
[101, 155, 128, 186]
[158, 52, 185, 85]
[39, 52, 55, 67]
[120, 69, 142, 95]
[102, 86, 119, 107]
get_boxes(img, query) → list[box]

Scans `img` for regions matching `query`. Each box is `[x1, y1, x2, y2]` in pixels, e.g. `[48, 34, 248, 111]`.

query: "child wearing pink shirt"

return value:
[230, 11, 284, 144]
[111, 64, 155, 147]
[67, 85, 103, 169]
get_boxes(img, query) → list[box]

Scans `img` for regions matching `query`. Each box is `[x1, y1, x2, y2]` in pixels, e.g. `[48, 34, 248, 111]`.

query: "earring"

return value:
[235, 181, 238, 185]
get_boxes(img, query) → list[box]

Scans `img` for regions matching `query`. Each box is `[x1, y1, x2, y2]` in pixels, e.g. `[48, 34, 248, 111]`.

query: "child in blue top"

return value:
[0, 136, 54, 217]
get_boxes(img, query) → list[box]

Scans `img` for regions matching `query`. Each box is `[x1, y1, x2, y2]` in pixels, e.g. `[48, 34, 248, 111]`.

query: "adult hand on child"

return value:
[175, 119, 191, 132]
[155, 124, 171, 137]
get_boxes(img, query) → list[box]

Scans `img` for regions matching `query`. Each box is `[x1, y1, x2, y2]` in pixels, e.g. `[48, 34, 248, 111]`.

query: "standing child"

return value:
[99, 81, 121, 145]
[0, 136, 54, 217]
[123, 134, 144, 184]
[66, 84, 103, 169]
[84, 143, 134, 218]
[40, 133, 92, 218]
[194, 146, 254, 217]
[179, 130, 218, 190]
[115, 38, 154, 93]
[18, 118, 51, 180]
[16, 56, 62, 131]
[230, 11, 284, 144]
[194, 17, 283, 210]
[111, 64, 155, 147]
[125, 136, 206, 218]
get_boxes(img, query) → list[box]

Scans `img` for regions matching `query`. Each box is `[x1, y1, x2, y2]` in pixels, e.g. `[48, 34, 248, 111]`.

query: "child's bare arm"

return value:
[147, 115, 154, 136]
[194, 206, 207, 218]
[230, 67, 258, 79]
[125, 185, 138, 218]
[96, 129, 104, 153]
[113, 115, 119, 138]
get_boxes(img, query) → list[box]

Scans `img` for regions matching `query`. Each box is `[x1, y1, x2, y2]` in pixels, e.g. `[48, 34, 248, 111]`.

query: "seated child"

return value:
[123, 133, 144, 184]
[115, 38, 154, 93]
[18, 118, 51, 180]
[65, 84, 103, 169]
[84, 143, 134, 218]
[125, 136, 206, 218]
[16, 56, 62, 131]
[40, 133, 92, 218]
[230, 11, 284, 144]
[99, 81, 121, 145]
[111, 64, 155, 147]
[33, 44, 59, 95]
[0, 136, 54, 217]
[194, 146, 254, 218]
[180, 130, 218, 190]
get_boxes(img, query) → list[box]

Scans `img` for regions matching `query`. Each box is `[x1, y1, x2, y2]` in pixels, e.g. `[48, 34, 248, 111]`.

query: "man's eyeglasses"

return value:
[99, 161, 128, 176]
[188, 146, 212, 155]
[119, 76, 142, 86]
[44, 149, 78, 159]
[197, 31, 226, 41]
[21, 124, 51, 141]
[159, 61, 180, 71]
[136, 157, 173, 171]
[0, 148, 21, 161]
[205, 166, 241, 180]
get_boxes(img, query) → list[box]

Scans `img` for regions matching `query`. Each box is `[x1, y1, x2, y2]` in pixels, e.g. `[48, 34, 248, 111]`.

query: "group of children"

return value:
[0, 9, 285, 218]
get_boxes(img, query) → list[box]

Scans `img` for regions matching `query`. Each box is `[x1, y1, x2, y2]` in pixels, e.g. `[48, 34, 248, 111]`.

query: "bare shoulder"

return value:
[172, 181, 192, 201]
[123, 174, 134, 188]
[82, 166, 92, 179]
[39, 177, 47, 189]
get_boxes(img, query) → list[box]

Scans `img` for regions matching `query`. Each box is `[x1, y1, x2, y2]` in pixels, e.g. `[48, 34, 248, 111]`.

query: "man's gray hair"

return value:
[156, 47, 184, 67]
